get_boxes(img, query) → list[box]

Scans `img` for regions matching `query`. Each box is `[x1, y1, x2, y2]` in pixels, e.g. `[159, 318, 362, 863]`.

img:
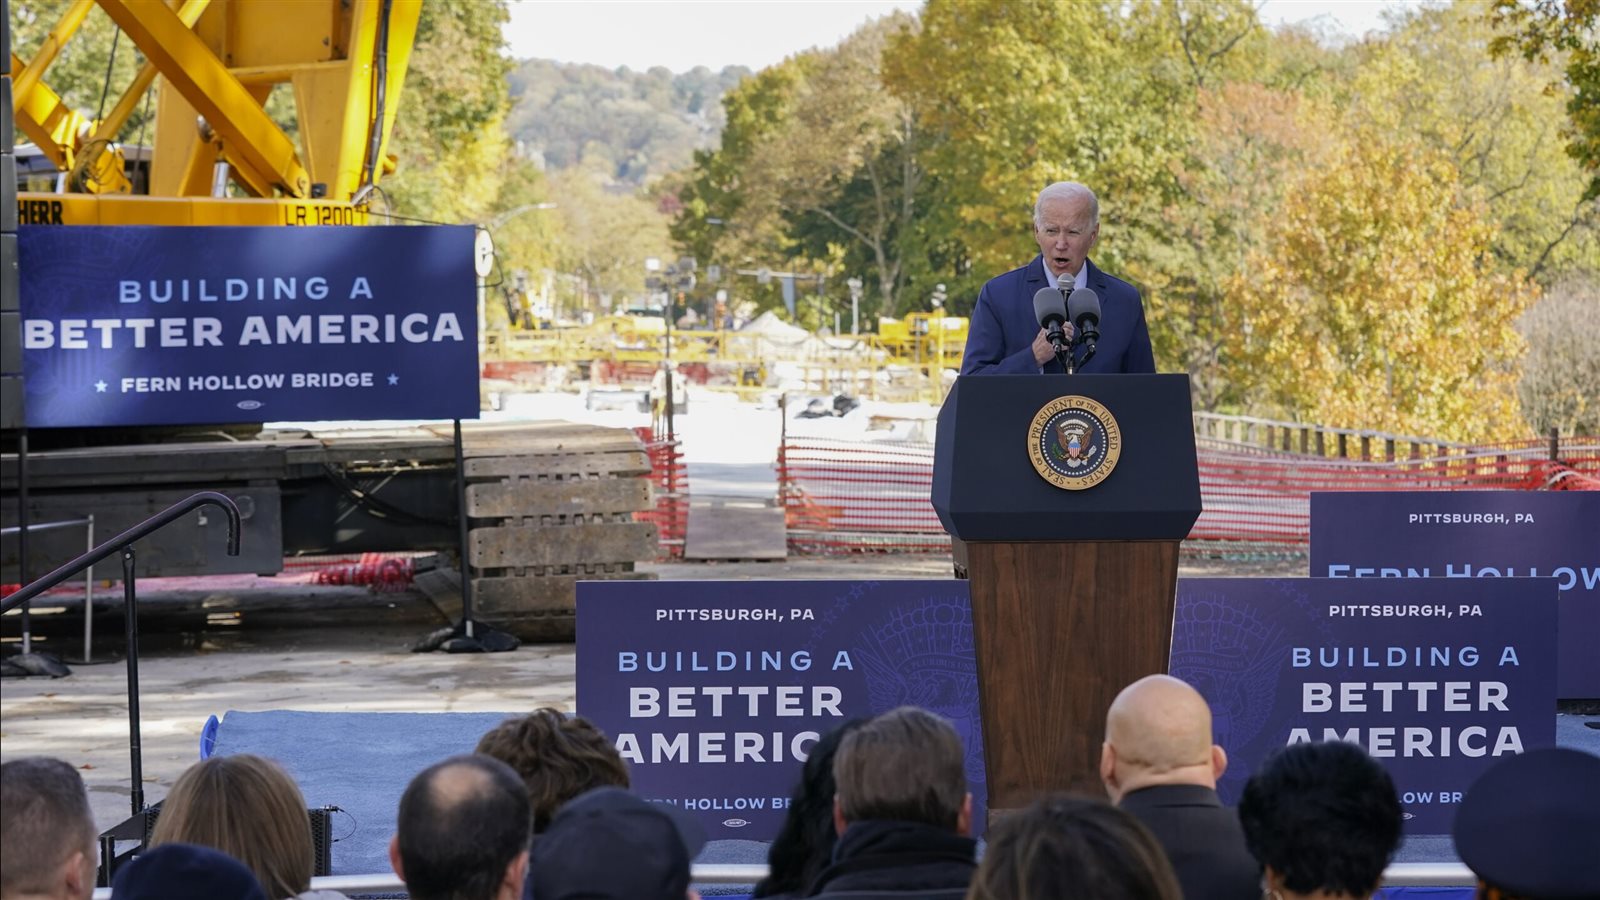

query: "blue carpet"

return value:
[213, 711, 511, 876]
[214, 710, 1600, 878]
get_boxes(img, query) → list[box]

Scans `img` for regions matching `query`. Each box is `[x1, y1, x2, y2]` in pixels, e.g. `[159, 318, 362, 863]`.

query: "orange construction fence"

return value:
[635, 426, 689, 559]
[778, 435, 1600, 556]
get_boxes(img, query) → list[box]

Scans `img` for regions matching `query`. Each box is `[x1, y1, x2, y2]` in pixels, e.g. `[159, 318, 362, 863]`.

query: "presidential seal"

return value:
[1026, 395, 1122, 490]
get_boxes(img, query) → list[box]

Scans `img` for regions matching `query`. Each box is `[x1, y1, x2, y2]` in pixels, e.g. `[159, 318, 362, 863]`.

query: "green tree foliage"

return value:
[733, 15, 923, 316]
[547, 164, 673, 313]
[1490, 0, 1600, 200]
[381, 0, 513, 224]
[1356, 3, 1597, 282]
[12, 0, 154, 142]
[670, 55, 817, 315]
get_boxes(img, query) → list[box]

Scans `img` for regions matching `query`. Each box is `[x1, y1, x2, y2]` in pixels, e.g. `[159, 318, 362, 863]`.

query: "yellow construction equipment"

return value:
[11, 0, 420, 225]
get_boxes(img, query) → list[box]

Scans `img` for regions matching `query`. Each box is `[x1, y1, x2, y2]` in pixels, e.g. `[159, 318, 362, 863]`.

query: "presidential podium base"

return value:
[955, 538, 1181, 815]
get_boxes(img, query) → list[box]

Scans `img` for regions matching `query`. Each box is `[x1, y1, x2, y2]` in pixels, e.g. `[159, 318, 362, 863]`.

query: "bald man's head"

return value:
[1100, 675, 1226, 802]
[392, 755, 531, 900]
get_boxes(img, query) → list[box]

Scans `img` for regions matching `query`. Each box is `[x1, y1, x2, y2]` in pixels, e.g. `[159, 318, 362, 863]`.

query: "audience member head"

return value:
[148, 754, 314, 900]
[1453, 747, 1600, 900]
[528, 787, 706, 900]
[0, 757, 98, 900]
[391, 755, 531, 900]
[753, 719, 866, 898]
[474, 708, 629, 834]
[1238, 741, 1402, 899]
[833, 706, 971, 836]
[111, 843, 267, 900]
[967, 794, 1182, 900]
[1100, 674, 1226, 803]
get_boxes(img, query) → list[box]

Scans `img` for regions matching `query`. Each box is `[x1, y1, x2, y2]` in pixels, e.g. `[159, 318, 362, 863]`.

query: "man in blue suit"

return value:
[961, 182, 1155, 375]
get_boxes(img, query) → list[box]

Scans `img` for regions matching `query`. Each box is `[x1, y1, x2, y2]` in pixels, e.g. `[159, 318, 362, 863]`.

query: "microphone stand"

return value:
[1072, 321, 1098, 371]
[1047, 325, 1074, 374]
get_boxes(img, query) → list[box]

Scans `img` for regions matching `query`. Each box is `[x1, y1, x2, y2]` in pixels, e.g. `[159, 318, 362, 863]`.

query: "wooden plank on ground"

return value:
[684, 502, 788, 561]
[470, 522, 658, 568]
[466, 479, 651, 518]
[464, 450, 650, 480]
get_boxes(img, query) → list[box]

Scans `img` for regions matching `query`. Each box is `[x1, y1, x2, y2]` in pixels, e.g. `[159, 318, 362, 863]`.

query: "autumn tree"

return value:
[881, 0, 1263, 327]
[547, 164, 673, 314]
[1355, 2, 1597, 282]
[378, 0, 513, 223]
[1518, 275, 1600, 436]
[1144, 82, 1335, 409]
[1224, 133, 1537, 442]
[671, 57, 814, 301]
[742, 15, 923, 315]
[1489, 0, 1600, 200]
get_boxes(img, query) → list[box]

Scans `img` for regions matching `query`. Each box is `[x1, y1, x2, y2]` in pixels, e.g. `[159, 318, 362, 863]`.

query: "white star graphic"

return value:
[94, 380, 108, 393]
[387, 374, 399, 386]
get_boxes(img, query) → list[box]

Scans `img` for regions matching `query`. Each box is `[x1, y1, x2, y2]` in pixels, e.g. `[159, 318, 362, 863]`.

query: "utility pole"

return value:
[846, 277, 863, 335]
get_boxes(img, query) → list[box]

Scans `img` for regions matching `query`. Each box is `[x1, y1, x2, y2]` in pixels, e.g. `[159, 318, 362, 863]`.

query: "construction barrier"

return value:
[777, 435, 1600, 556]
[780, 438, 948, 555]
[1189, 436, 1600, 554]
[635, 426, 689, 559]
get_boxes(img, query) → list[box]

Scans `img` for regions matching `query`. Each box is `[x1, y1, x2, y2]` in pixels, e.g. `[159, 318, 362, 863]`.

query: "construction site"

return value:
[3, 0, 1599, 894]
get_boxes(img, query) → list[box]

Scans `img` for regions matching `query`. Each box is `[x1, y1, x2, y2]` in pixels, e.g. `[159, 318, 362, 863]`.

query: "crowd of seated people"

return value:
[3, 685, 1597, 900]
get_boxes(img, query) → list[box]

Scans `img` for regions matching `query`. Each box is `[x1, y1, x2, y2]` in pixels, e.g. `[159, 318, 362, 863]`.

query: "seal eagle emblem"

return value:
[1026, 395, 1122, 490]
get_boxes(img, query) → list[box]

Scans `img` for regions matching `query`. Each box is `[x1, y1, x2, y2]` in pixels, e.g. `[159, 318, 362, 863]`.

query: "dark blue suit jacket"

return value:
[960, 256, 1155, 375]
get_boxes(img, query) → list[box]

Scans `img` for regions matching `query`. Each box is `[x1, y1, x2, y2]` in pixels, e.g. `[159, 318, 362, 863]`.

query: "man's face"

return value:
[1033, 195, 1099, 278]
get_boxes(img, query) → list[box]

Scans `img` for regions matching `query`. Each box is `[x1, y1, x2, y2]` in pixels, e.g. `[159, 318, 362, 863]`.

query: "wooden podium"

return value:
[931, 375, 1201, 813]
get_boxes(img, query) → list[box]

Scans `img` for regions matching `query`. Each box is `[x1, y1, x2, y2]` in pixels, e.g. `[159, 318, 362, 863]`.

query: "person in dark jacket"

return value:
[1100, 675, 1259, 900]
[805, 707, 976, 899]
[753, 719, 866, 900]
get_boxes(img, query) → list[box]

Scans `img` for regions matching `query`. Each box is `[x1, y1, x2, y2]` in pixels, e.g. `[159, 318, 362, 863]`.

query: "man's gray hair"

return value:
[1, 757, 97, 895]
[1034, 182, 1099, 227]
[834, 706, 967, 831]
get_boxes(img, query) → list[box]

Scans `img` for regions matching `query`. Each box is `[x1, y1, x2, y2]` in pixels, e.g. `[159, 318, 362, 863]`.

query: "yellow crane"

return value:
[11, 0, 420, 226]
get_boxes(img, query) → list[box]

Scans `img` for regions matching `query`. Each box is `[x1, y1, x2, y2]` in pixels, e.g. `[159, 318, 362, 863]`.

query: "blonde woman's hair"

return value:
[150, 754, 313, 899]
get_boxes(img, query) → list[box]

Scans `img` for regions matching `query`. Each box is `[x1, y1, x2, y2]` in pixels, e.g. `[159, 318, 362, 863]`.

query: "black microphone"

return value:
[1067, 287, 1100, 360]
[1032, 287, 1069, 355]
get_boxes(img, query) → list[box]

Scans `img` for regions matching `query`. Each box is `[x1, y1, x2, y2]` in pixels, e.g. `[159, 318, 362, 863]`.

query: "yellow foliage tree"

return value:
[1225, 134, 1537, 442]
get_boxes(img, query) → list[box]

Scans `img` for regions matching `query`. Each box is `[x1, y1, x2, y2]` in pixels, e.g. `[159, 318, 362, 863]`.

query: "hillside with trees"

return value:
[506, 59, 749, 188]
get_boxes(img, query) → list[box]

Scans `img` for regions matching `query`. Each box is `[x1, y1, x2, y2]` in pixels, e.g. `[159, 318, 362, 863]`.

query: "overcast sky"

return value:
[503, 0, 1422, 71]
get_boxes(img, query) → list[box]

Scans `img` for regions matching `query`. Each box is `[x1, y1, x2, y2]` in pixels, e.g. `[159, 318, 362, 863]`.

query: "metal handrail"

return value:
[3, 491, 241, 612]
[86, 860, 1477, 898]
[3, 491, 241, 834]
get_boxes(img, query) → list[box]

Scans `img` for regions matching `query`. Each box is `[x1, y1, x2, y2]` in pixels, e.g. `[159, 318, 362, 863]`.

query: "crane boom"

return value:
[10, 0, 421, 224]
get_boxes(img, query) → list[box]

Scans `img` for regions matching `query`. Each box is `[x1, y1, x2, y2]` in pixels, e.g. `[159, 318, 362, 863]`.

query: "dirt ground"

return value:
[0, 553, 1304, 834]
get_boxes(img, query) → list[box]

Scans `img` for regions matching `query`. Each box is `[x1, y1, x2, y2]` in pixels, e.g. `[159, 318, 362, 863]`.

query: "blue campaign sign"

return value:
[1170, 578, 1556, 834]
[19, 226, 478, 427]
[577, 580, 987, 841]
[1310, 491, 1600, 700]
